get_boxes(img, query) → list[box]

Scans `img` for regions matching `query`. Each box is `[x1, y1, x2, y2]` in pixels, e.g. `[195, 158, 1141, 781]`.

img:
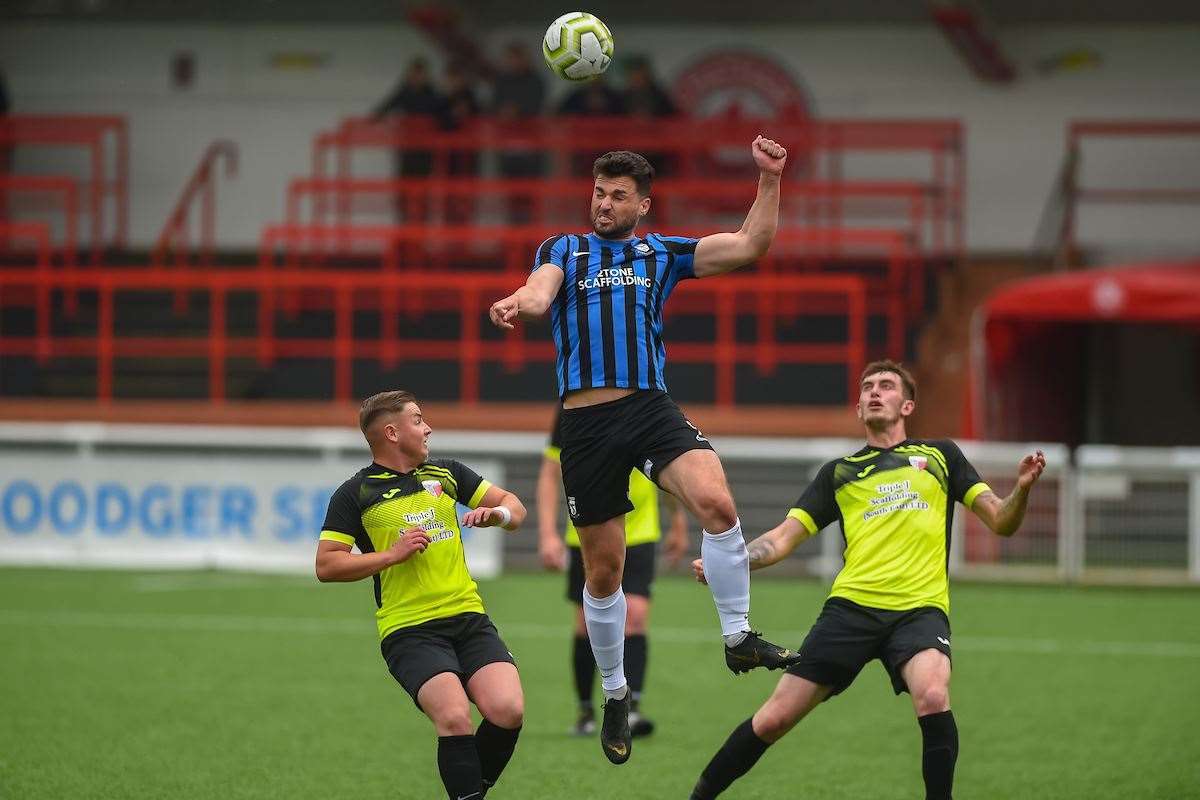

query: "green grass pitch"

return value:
[2, 567, 1198, 799]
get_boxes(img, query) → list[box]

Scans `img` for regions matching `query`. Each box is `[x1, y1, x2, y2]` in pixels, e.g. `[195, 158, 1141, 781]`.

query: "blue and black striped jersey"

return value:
[534, 232, 699, 397]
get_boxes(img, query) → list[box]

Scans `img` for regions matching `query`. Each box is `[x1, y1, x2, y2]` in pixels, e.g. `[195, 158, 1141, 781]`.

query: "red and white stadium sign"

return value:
[673, 51, 811, 120]
[672, 51, 812, 175]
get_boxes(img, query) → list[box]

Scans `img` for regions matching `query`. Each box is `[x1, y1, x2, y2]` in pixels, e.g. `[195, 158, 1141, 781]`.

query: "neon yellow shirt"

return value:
[788, 440, 990, 614]
[319, 459, 492, 639]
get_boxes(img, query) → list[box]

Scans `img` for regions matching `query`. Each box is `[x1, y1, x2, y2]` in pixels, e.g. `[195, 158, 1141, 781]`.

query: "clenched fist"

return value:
[752, 135, 787, 176]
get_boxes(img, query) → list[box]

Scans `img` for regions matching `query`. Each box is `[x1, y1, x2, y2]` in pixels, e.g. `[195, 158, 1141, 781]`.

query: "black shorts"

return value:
[380, 612, 516, 709]
[786, 597, 952, 697]
[566, 541, 657, 602]
[559, 390, 714, 526]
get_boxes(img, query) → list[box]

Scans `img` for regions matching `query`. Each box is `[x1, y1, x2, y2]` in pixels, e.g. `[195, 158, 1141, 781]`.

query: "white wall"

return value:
[2, 21, 1198, 255]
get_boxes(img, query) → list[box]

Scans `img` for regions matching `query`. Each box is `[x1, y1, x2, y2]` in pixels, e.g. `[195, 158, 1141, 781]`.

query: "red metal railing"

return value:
[311, 116, 964, 256]
[0, 221, 53, 360]
[152, 140, 239, 270]
[0, 174, 80, 267]
[0, 268, 866, 406]
[257, 223, 915, 357]
[1059, 120, 1200, 263]
[285, 176, 935, 254]
[0, 115, 128, 262]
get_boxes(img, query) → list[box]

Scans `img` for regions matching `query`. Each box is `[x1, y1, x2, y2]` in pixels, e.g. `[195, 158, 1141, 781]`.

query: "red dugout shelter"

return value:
[971, 262, 1200, 446]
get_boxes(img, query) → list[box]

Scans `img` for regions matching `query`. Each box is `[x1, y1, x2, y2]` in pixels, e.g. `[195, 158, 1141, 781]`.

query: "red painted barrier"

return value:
[0, 268, 866, 406]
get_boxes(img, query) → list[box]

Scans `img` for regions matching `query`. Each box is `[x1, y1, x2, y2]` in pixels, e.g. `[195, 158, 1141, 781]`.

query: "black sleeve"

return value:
[939, 440, 989, 505]
[321, 477, 366, 538]
[790, 460, 839, 532]
[432, 458, 487, 507]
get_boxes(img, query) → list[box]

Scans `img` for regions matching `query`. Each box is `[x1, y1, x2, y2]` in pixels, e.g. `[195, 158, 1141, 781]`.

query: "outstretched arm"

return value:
[692, 516, 810, 583]
[691, 135, 788, 278]
[970, 450, 1046, 537]
[489, 264, 565, 329]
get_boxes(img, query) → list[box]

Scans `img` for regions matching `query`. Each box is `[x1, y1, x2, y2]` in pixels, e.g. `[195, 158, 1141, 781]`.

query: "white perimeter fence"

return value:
[0, 423, 1196, 585]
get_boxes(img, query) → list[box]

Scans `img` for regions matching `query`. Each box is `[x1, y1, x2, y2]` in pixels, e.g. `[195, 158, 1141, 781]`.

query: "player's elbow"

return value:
[719, 237, 768, 273]
[519, 286, 554, 317]
[745, 230, 774, 261]
[505, 495, 528, 530]
[314, 556, 341, 582]
[983, 513, 1017, 537]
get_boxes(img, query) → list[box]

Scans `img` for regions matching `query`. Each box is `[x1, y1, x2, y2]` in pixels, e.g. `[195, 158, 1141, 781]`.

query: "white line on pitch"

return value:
[2, 610, 1199, 659]
[129, 574, 314, 592]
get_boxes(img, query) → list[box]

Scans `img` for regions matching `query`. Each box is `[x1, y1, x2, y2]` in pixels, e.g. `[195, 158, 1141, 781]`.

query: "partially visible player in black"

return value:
[315, 391, 528, 800]
[489, 139, 800, 766]
[689, 361, 1046, 800]
[538, 406, 689, 737]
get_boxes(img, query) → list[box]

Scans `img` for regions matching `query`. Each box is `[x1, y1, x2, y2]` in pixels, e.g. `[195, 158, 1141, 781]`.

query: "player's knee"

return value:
[433, 708, 474, 736]
[752, 706, 797, 743]
[486, 696, 525, 729]
[696, 492, 738, 533]
[914, 684, 950, 715]
[585, 562, 623, 596]
[625, 598, 649, 632]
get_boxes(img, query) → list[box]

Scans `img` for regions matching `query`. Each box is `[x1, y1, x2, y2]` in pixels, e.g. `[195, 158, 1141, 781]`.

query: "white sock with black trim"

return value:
[701, 518, 752, 642]
[582, 586, 628, 697]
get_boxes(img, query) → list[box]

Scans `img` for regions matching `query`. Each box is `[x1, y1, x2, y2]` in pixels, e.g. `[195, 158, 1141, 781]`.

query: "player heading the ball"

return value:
[489, 136, 795, 766]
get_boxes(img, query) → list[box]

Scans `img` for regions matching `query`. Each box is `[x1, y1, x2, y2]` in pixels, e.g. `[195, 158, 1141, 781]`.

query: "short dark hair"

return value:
[359, 390, 417, 435]
[860, 360, 916, 401]
[593, 150, 654, 196]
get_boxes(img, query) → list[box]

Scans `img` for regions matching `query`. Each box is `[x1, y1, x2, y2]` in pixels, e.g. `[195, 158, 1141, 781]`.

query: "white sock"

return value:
[582, 586, 628, 695]
[701, 518, 752, 639]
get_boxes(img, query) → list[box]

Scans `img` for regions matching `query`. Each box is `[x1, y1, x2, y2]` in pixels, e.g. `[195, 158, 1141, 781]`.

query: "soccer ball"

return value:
[542, 12, 614, 81]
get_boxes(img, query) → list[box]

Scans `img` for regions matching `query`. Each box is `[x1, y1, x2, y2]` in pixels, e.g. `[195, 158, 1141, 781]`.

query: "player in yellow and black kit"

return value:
[315, 390, 528, 800]
[689, 361, 1046, 800]
[538, 407, 689, 738]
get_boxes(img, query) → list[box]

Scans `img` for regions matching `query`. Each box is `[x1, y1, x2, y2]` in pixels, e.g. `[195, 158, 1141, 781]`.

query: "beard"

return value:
[860, 406, 901, 428]
[591, 211, 637, 240]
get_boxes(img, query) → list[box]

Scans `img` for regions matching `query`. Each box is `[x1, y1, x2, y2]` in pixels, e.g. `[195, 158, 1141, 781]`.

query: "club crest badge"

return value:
[422, 480, 443, 497]
[635, 242, 652, 254]
[909, 456, 928, 471]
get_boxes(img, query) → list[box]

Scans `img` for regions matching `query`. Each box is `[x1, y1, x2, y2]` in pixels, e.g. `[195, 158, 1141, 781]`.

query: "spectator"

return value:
[491, 43, 546, 224]
[559, 79, 626, 176]
[557, 78, 625, 117]
[440, 62, 481, 224]
[441, 62, 480, 129]
[620, 57, 678, 177]
[491, 42, 545, 120]
[371, 57, 445, 181]
[621, 57, 676, 119]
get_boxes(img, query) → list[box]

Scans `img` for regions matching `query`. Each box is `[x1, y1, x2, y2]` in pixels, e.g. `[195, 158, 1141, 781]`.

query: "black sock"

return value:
[437, 735, 482, 800]
[572, 634, 595, 709]
[918, 710, 958, 800]
[475, 718, 521, 793]
[690, 718, 771, 799]
[625, 634, 648, 701]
